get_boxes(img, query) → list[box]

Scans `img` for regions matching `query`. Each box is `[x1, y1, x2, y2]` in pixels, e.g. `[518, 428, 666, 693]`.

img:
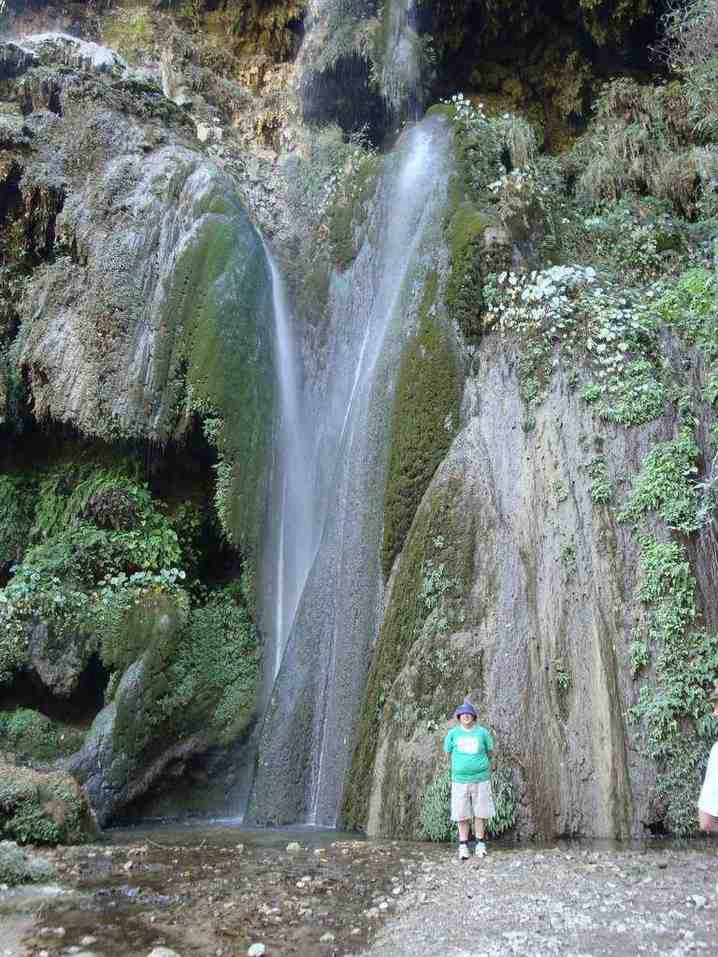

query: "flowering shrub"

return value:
[484, 264, 666, 422]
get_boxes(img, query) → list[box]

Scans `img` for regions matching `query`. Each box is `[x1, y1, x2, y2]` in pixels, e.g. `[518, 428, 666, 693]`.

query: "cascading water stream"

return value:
[261, 245, 320, 681]
[248, 0, 454, 827]
[251, 112, 453, 826]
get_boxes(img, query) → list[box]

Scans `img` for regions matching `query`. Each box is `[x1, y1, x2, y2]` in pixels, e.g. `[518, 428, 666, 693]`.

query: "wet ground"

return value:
[1, 823, 717, 956]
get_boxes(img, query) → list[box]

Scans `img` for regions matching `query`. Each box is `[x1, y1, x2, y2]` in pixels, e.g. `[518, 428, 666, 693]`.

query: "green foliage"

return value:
[418, 766, 516, 841]
[554, 657, 571, 690]
[445, 202, 490, 340]
[164, 585, 259, 736]
[382, 276, 462, 578]
[0, 709, 85, 761]
[581, 201, 686, 281]
[418, 765, 454, 841]
[101, 584, 257, 789]
[489, 767, 518, 836]
[573, 78, 703, 215]
[0, 475, 34, 569]
[0, 463, 191, 685]
[552, 479, 568, 503]
[629, 536, 718, 833]
[618, 429, 705, 532]
[653, 267, 718, 358]
[662, 0, 718, 138]
[0, 762, 89, 845]
[559, 542, 576, 570]
[485, 263, 667, 423]
[0, 840, 55, 885]
[587, 459, 612, 504]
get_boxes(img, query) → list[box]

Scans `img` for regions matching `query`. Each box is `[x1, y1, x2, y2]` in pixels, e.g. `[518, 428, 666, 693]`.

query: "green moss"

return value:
[0, 709, 85, 761]
[446, 201, 490, 340]
[102, 6, 156, 63]
[159, 182, 275, 554]
[105, 584, 257, 785]
[381, 273, 463, 578]
[344, 477, 472, 828]
[0, 761, 91, 845]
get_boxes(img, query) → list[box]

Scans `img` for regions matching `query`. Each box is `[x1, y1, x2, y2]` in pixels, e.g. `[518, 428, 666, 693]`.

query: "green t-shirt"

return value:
[443, 724, 495, 783]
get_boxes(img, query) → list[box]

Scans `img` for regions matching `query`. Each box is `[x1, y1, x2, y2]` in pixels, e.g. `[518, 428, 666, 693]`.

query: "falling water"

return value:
[250, 113, 453, 826]
[261, 245, 319, 681]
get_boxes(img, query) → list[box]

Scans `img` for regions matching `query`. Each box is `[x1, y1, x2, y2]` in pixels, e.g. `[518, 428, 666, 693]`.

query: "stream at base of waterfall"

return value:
[3, 824, 717, 956]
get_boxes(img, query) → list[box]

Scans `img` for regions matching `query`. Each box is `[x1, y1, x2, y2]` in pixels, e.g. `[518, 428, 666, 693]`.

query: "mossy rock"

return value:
[0, 709, 85, 762]
[74, 584, 259, 824]
[381, 272, 463, 579]
[446, 201, 510, 341]
[0, 760, 95, 845]
[344, 473, 474, 828]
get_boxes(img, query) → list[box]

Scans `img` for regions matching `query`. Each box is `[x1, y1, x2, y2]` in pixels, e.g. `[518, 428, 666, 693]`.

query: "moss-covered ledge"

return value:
[381, 271, 463, 579]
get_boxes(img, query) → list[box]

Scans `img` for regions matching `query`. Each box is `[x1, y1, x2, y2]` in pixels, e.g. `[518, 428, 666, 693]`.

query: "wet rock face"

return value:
[356, 335, 674, 840]
[0, 35, 272, 450]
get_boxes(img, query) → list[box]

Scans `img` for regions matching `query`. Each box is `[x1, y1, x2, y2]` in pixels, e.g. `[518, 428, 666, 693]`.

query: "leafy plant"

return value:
[618, 428, 705, 532]
[587, 458, 612, 504]
[418, 766, 516, 841]
[629, 536, 718, 833]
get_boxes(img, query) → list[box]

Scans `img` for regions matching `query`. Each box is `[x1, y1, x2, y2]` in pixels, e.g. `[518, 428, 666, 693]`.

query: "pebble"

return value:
[286, 842, 301, 853]
[247, 945, 265, 957]
[80, 938, 98, 947]
[147, 949, 182, 957]
[235, 844, 245, 853]
[319, 932, 335, 943]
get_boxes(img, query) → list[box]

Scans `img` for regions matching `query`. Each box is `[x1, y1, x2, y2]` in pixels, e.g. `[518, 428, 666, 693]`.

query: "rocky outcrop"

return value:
[0, 33, 275, 551]
[0, 758, 96, 844]
[347, 334, 686, 840]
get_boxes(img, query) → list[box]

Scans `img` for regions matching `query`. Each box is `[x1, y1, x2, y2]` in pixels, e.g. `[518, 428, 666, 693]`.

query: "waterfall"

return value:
[261, 246, 319, 682]
[251, 113, 453, 825]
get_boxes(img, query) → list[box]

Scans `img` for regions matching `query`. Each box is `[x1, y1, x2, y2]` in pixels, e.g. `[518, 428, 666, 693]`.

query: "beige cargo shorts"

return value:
[451, 780, 496, 821]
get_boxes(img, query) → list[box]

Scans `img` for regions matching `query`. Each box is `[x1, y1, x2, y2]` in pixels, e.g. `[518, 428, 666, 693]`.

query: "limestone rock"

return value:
[27, 620, 96, 699]
[355, 335, 670, 839]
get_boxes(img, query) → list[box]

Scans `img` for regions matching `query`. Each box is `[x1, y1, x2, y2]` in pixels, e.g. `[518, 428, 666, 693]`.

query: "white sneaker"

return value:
[475, 841, 487, 858]
[458, 844, 470, 861]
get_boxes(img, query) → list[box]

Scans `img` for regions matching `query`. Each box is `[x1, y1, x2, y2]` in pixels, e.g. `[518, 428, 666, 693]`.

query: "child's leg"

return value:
[474, 816, 486, 841]
[458, 819, 471, 842]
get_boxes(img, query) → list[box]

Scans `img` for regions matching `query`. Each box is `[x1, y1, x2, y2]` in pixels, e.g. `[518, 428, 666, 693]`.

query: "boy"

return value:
[444, 698, 496, 860]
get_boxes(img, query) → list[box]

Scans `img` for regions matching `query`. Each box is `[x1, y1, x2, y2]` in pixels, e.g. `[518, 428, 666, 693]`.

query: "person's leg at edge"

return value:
[458, 819, 470, 859]
[474, 816, 487, 856]
[699, 809, 718, 831]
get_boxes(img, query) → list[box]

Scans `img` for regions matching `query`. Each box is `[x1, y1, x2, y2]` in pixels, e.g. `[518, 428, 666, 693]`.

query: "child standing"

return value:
[444, 698, 496, 860]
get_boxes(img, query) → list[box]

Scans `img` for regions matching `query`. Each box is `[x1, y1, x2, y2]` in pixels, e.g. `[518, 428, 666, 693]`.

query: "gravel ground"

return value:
[2, 831, 718, 956]
[360, 843, 718, 957]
